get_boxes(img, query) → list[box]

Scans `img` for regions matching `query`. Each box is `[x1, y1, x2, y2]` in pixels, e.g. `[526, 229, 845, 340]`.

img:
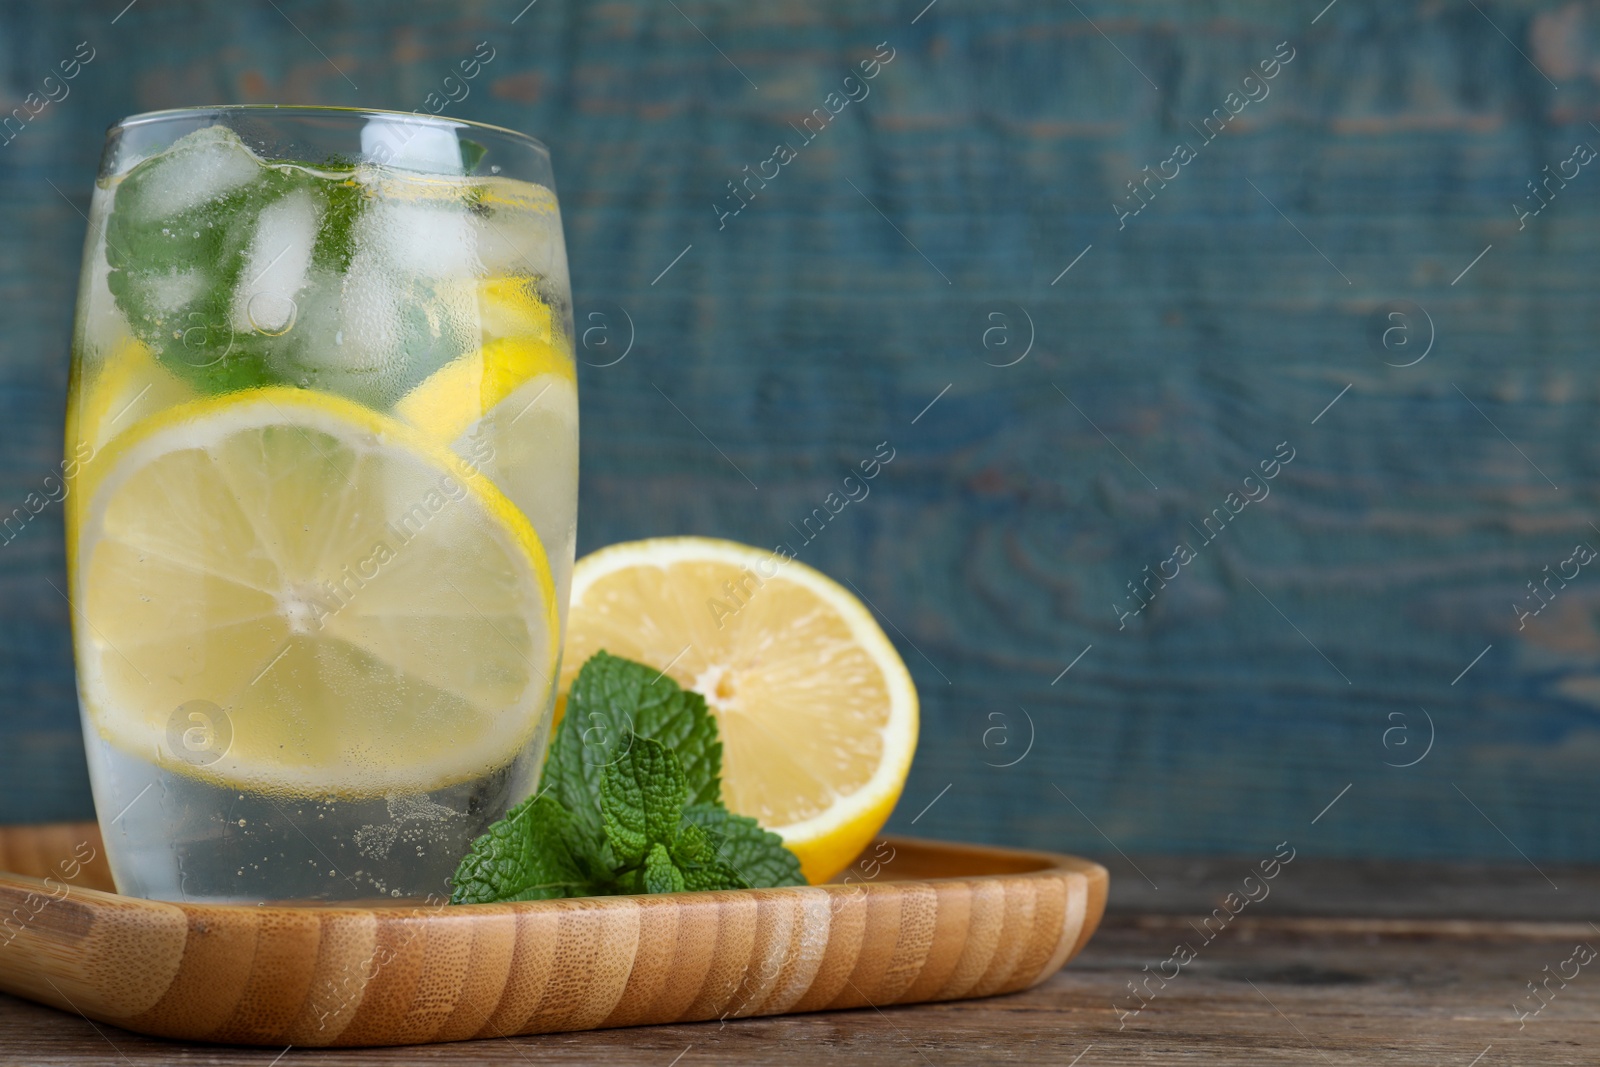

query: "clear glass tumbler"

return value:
[64, 106, 578, 903]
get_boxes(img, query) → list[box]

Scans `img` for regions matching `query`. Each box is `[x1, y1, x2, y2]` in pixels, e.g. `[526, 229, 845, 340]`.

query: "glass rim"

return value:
[107, 104, 551, 157]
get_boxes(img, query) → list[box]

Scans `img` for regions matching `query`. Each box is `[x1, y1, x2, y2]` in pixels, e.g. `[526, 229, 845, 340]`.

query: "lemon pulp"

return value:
[560, 537, 919, 884]
[75, 387, 557, 798]
[395, 314, 579, 625]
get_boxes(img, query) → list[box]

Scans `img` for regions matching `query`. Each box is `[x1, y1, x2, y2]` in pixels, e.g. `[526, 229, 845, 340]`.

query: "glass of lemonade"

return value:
[64, 107, 578, 903]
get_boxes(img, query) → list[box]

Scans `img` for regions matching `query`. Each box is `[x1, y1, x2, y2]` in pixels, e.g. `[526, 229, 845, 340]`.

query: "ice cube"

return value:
[232, 187, 321, 336]
[80, 188, 136, 345]
[357, 193, 480, 278]
[471, 181, 569, 283]
[473, 213, 554, 278]
[332, 249, 403, 372]
[331, 243, 479, 403]
[125, 125, 262, 221]
[361, 117, 463, 176]
[136, 267, 208, 314]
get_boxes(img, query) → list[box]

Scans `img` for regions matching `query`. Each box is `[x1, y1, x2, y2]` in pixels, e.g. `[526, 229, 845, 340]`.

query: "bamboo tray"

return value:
[0, 822, 1106, 1048]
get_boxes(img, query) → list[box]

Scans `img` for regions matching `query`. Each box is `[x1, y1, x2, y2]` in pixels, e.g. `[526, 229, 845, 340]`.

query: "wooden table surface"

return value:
[4, 856, 1593, 1065]
[6, 0, 1600, 877]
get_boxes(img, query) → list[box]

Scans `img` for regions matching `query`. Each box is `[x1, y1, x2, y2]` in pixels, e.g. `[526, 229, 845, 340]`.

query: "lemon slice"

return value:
[396, 338, 579, 624]
[480, 277, 557, 344]
[395, 336, 572, 443]
[67, 339, 196, 505]
[65, 340, 198, 574]
[75, 386, 558, 797]
[72, 339, 197, 458]
[391, 279, 566, 446]
[559, 537, 919, 884]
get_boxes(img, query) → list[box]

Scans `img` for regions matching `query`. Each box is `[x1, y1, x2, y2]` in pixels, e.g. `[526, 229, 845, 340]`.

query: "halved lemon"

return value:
[74, 386, 557, 797]
[559, 537, 919, 884]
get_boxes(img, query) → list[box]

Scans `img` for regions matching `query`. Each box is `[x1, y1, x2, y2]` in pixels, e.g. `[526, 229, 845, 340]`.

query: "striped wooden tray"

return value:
[0, 822, 1106, 1048]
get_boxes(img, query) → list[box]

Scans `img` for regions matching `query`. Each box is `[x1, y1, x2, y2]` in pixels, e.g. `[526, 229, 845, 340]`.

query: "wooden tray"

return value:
[0, 822, 1106, 1048]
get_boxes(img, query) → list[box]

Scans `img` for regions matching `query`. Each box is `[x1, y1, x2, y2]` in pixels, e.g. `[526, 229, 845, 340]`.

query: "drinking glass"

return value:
[64, 106, 577, 903]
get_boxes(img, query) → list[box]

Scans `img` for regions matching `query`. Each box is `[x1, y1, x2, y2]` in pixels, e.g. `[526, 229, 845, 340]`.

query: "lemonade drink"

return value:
[65, 110, 577, 902]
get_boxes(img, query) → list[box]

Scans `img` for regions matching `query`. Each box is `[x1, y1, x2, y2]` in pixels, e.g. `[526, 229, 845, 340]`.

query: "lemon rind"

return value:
[74, 385, 561, 797]
[566, 536, 920, 851]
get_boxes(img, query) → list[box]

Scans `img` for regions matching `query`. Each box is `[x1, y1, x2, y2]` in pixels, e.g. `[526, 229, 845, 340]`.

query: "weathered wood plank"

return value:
[1, 910, 1595, 1063]
[0, 0, 1594, 867]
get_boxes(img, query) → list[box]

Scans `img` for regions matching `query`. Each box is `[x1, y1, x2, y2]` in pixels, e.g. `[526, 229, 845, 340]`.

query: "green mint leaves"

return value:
[681, 804, 806, 889]
[101, 125, 483, 407]
[602, 738, 748, 895]
[447, 794, 604, 904]
[543, 650, 722, 845]
[601, 734, 687, 868]
[104, 127, 303, 396]
[449, 652, 803, 904]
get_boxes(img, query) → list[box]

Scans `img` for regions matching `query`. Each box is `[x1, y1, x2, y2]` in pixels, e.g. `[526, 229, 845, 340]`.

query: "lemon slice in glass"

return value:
[559, 537, 919, 884]
[74, 386, 557, 797]
[396, 335, 579, 622]
[72, 338, 197, 458]
[65, 339, 197, 546]
[394, 336, 573, 442]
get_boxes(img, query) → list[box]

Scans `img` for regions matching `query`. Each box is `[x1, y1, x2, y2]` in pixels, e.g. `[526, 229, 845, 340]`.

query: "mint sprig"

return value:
[543, 650, 722, 845]
[601, 733, 687, 867]
[449, 652, 803, 904]
[681, 804, 804, 889]
[447, 793, 606, 904]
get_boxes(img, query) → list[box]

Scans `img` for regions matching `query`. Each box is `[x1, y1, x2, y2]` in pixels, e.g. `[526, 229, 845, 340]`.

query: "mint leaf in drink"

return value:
[682, 803, 806, 888]
[314, 173, 364, 275]
[448, 793, 603, 904]
[599, 736, 688, 868]
[101, 125, 481, 409]
[459, 138, 489, 174]
[104, 126, 298, 394]
[544, 651, 722, 843]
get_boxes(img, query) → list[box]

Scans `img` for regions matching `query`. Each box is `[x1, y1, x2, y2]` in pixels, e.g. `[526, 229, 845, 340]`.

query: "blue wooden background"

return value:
[1, 0, 1595, 866]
